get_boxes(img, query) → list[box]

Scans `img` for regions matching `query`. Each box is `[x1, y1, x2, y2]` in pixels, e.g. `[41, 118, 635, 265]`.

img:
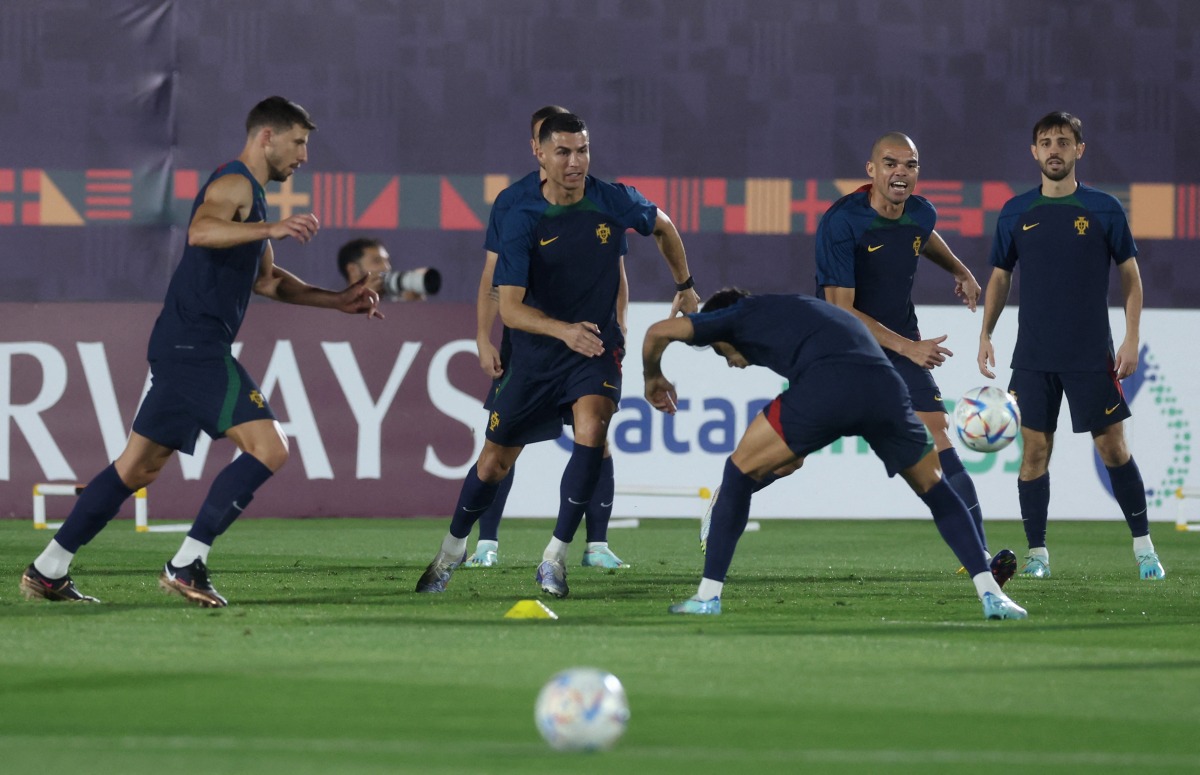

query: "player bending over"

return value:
[643, 288, 1027, 621]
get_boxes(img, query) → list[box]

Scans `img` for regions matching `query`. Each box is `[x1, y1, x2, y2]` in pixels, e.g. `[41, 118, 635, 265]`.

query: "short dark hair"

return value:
[246, 96, 316, 135]
[530, 105, 570, 138]
[337, 237, 382, 281]
[701, 287, 751, 313]
[1032, 111, 1082, 144]
[538, 112, 587, 144]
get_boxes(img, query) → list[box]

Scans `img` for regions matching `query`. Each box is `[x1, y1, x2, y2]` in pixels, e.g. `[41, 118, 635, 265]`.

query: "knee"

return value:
[246, 442, 289, 473]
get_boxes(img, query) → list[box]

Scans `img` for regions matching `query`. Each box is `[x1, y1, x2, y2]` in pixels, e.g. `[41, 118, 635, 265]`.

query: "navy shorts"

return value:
[1008, 367, 1130, 434]
[764, 361, 932, 477]
[886, 352, 947, 414]
[485, 347, 624, 448]
[132, 355, 276, 454]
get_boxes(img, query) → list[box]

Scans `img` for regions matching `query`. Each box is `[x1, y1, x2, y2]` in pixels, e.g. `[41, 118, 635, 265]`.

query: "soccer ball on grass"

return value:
[953, 386, 1021, 453]
[534, 667, 629, 751]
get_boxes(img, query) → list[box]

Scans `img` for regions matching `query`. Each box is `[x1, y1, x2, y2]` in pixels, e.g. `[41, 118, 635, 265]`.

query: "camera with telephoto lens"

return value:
[382, 268, 442, 297]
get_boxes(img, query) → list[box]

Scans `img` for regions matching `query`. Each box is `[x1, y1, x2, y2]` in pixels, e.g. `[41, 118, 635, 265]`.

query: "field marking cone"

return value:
[504, 599, 558, 620]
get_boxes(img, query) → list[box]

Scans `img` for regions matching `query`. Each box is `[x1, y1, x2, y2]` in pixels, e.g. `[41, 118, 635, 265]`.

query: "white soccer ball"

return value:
[534, 667, 630, 751]
[953, 386, 1021, 453]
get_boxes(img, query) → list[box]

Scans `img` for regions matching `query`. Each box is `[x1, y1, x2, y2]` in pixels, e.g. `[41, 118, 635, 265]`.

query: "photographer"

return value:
[337, 237, 440, 302]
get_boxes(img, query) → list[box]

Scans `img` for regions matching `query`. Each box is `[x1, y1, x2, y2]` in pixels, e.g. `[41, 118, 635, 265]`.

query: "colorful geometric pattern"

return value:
[1, 168, 1195, 240]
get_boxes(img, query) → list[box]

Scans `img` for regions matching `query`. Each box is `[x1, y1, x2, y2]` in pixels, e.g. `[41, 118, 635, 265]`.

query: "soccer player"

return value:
[464, 105, 629, 570]
[977, 111, 1165, 581]
[644, 288, 1027, 621]
[814, 131, 1015, 582]
[19, 97, 381, 607]
[416, 111, 699, 598]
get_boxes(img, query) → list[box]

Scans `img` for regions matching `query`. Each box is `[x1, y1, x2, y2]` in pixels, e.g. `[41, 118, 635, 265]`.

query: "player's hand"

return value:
[955, 273, 981, 313]
[478, 341, 503, 378]
[269, 213, 320, 244]
[977, 336, 996, 379]
[340, 275, 383, 319]
[1114, 338, 1139, 380]
[671, 288, 701, 317]
[644, 375, 678, 414]
[907, 335, 951, 369]
[562, 321, 605, 357]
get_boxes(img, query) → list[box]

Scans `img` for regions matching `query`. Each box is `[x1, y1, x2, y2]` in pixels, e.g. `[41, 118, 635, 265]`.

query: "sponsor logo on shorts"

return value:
[603, 381, 617, 389]
[1105, 403, 1121, 415]
[248, 390, 265, 409]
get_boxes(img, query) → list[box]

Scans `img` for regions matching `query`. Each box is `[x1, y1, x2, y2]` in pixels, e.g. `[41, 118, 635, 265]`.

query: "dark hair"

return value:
[337, 237, 382, 281]
[530, 105, 570, 138]
[538, 112, 587, 144]
[1032, 111, 1082, 144]
[701, 287, 751, 313]
[246, 96, 316, 135]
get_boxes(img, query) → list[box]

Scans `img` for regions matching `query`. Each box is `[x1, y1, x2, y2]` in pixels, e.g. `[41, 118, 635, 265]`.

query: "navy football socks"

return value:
[940, 447, 987, 551]
[448, 463, 502, 539]
[52, 463, 135, 552]
[920, 478, 988, 576]
[1017, 473, 1051, 548]
[701, 458, 755, 583]
[552, 443, 605, 543]
[187, 454, 274, 544]
[474, 465, 515, 542]
[584, 455, 616, 543]
[1107, 457, 1150, 537]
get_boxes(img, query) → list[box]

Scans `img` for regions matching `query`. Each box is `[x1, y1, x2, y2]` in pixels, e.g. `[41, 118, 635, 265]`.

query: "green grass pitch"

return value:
[1, 517, 1198, 774]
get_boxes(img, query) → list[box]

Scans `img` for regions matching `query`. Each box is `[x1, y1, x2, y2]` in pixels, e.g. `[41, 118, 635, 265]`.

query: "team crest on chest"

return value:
[912, 236, 922, 256]
[1074, 216, 1090, 235]
[596, 223, 612, 244]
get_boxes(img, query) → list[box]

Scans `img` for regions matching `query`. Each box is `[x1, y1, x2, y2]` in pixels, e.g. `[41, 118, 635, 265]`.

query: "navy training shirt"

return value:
[688, 294, 892, 383]
[494, 175, 656, 368]
[814, 185, 937, 341]
[989, 183, 1137, 372]
[147, 161, 267, 361]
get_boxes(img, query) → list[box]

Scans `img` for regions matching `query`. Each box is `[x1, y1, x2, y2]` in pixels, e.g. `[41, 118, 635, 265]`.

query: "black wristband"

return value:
[674, 275, 695, 292]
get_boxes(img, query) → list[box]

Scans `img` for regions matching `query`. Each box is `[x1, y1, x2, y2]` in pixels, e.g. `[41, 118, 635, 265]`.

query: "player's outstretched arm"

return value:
[254, 243, 382, 318]
[1114, 257, 1143, 380]
[823, 285, 950, 369]
[642, 316, 694, 413]
[977, 267, 1012, 379]
[476, 251, 503, 377]
[922, 230, 980, 312]
[652, 210, 700, 316]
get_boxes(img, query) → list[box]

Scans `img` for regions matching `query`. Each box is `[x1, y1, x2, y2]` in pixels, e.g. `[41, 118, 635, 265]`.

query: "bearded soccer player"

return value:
[977, 111, 1164, 581]
[20, 97, 381, 607]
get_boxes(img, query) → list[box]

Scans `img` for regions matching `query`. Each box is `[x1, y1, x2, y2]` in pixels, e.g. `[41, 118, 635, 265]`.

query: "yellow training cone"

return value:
[504, 599, 559, 620]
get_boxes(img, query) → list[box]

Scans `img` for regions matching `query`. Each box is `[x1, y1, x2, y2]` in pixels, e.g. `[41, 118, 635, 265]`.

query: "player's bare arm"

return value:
[188, 174, 318, 248]
[497, 284, 604, 357]
[977, 267, 1013, 379]
[641, 316, 694, 413]
[617, 255, 630, 335]
[823, 285, 951, 369]
[652, 210, 700, 316]
[254, 243, 382, 318]
[476, 251, 504, 377]
[1114, 257, 1143, 380]
[922, 229, 980, 312]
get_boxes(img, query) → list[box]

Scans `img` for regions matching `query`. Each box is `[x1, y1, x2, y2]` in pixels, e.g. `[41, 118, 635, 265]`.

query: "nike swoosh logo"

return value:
[567, 497, 587, 505]
[1105, 404, 1121, 415]
[1023, 222, 1039, 231]
[867, 244, 884, 252]
[600, 501, 613, 508]
[539, 236, 559, 246]
[603, 381, 617, 389]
